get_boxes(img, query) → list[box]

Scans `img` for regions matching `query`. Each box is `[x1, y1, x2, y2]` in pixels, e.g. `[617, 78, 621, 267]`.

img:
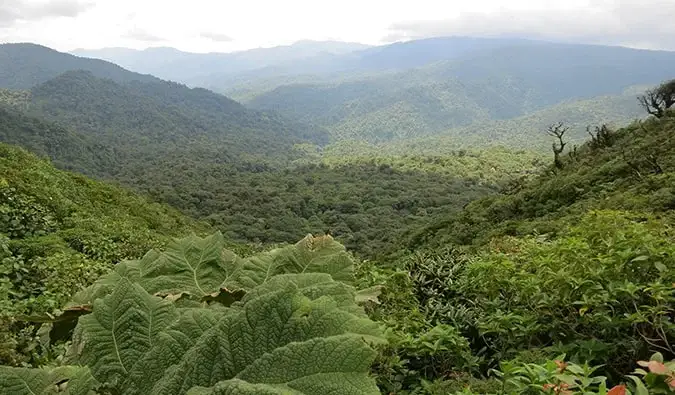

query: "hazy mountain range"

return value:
[65, 36, 675, 145]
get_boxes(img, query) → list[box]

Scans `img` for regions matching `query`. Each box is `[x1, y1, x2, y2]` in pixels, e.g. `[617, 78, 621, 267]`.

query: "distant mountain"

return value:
[0, 43, 158, 89]
[19, 70, 327, 167]
[372, 88, 648, 155]
[72, 40, 371, 83]
[0, 43, 328, 161]
[240, 40, 675, 142]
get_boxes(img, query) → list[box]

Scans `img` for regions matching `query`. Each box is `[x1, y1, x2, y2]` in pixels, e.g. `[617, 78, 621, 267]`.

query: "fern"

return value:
[2, 233, 383, 395]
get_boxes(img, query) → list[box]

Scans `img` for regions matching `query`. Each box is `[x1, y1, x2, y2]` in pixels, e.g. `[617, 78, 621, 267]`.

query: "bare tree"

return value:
[638, 79, 675, 118]
[546, 122, 569, 169]
[586, 124, 614, 149]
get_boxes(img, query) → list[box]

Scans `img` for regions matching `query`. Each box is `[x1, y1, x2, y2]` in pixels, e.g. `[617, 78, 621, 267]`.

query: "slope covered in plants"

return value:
[0, 43, 158, 89]
[0, 93, 539, 259]
[0, 143, 212, 366]
[243, 42, 675, 143]
[0, 233, 385, 395]
[357, 113, 675, 394]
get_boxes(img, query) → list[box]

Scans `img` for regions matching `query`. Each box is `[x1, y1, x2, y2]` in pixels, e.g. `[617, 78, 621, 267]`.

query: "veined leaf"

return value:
[71, 277, 178, 392]
[272, 234, 355, 284]
[125, 308, 231, 395]
[8, 233, 383, 395]
[138, 233, 244, 297]
[0, 365, 97, 395]
[235, 273, 362, 315]
[227, 235, 355, 291]
[189, 336, 380, 395]
[148, 283, 383, 395]
[68, 259, 142, 307]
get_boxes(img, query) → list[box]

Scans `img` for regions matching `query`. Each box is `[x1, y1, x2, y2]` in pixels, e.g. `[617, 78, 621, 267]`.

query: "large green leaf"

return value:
[67, 259, 142, 307]
[138, 233, 244, 297]
[236, 273, 364, 315]
[146, 283, 382, 395]
[224, 235, 355, 291]
[124, 307, 231, 395]
[8, 233, 383, 395]
[0, 365, 97, 395]
[71, 277, 178, 392]
[189, 335, 381, 395]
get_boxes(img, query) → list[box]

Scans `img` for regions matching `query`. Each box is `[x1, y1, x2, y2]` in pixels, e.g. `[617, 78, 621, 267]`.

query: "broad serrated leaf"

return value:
[227, 235, 355, 291]
[71, 277, 179, 392]
[236, 273, 362, 315]
[0, 365, 97, 395]
[124, 308, 232, 395]
[148, 283, 382, 395]
[274, 234, 355, 284]
[355, 286, 383, 305]
[69, 259, 143, 307]
[189, 337, 381, 395]
[138, 233, 244, 298]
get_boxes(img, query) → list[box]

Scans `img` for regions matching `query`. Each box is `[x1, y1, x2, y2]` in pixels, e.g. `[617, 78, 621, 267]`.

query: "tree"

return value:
[637, 79, 675, 118]
[545, 122, 569, 169]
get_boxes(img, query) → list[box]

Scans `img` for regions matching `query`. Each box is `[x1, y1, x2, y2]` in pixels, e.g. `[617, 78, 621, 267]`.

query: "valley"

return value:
[0, 33, 674, 395]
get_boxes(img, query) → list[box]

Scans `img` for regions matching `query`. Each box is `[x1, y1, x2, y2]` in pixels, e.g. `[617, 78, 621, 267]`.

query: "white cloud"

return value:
[0, 0, 93, 27]
[200, 32, 233, 43]
[0, 0, 673, 52]
[385, 0, 675, 50]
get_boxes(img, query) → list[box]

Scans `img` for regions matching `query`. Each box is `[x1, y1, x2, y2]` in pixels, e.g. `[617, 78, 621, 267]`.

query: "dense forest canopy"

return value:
[0, 37, 675, 395]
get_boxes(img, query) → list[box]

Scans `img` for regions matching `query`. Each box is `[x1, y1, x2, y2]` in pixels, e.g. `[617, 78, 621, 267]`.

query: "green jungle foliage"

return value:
[26, 70, 327, 164]
[0, 81, 541, 259]
[243, 43, 675, 143]
[0, 233, 385, 395]
[247, 84, 645, 150]
[142, 156, 537, 258]
[0, 143, 213, 366]
[355, 114, 675, 394]
[409, 115, 675, 250]
[376, 90, 647, 153]
[3, 42, 675, 395]
[0, 89, 30, 109]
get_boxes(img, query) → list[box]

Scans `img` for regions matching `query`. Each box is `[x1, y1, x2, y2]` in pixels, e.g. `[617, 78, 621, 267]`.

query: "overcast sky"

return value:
[1, 0, 674, 53]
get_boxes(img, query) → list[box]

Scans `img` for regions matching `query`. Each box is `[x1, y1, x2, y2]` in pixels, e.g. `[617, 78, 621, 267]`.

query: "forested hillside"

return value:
[0, 143, 213, 366]
[0, 46, 545, 258]
[0, 101, 538, 257]
[0, 43, 158, 89]
[2, 35, 675, 395]
[239, 41, 675, 143]
[356, 111, 675, 394]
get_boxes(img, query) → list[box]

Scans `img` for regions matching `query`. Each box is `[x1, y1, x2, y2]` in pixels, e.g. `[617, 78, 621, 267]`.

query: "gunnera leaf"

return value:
[188, 335, 381, 395]
[70, 277, 179, 393]
[235, 273, 364, 315]
[224, 234, 355, 290]
[0, 365, 97, 395]
[137, 233, 244, 298]
[144, 283, 383, 395]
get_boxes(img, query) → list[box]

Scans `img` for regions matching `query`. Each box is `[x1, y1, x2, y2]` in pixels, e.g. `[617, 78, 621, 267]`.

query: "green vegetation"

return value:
[355, 113, 675, 393]
[1, 233, 384, 395]
[0, 68, 541, 259]
[240, 43, 675, 144]
[0, 43, 158, 89]
[0, 143, 211, 366]
[3, 41, 675, 395]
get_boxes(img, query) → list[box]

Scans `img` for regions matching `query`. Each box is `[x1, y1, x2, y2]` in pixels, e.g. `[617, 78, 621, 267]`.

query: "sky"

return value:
[1, 0, 674, 53]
